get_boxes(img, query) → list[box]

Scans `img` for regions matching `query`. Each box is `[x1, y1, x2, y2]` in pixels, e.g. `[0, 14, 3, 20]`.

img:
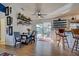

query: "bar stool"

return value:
[55, 29, 61, 46]
[71, 29, 79, 52]
[56, 29, 69, 49]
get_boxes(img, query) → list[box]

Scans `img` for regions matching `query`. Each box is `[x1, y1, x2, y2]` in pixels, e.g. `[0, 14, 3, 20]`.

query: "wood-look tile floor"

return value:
[0, 39, 79, 56]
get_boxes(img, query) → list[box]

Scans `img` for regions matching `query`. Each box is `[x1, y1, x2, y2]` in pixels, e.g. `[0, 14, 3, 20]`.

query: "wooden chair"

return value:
[55, 29, 61, 45]
[28, 31, 36, 44]
[14, 32, 21, 48]
[21, 33, 28, 45]
[71, 29, 79, 52]
[55, 29, 69, 48]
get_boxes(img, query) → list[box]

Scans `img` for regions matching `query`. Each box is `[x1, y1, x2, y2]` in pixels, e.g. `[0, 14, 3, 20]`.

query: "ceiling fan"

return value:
[32, 4, 47, 18]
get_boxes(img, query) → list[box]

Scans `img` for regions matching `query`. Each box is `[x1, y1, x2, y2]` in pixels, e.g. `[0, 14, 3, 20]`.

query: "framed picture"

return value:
[5, 6, 12, 16]
[8, 26, 13, 35]
[7, 16, 12, 25]
[5, 6, 9, 16]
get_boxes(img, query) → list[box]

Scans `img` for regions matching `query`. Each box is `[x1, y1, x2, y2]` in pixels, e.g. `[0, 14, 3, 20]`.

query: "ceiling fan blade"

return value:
[32, 4, 40, 15]
[40, 15, 44, 18]
[36, 3, 42, 12]
[41, 14, 47, 15]
[32, 3, 47, 18]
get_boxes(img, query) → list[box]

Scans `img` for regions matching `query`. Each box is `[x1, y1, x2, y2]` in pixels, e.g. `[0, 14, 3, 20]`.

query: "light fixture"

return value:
[58, 18, 61, 21]
[71, 17, 76, 20]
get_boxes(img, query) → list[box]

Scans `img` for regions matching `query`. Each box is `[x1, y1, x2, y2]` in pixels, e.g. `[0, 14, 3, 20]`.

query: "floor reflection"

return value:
[35, 40, 53, 56]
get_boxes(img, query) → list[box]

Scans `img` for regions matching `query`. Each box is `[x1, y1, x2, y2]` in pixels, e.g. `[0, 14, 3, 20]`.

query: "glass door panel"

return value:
[36, 24, 43, 40]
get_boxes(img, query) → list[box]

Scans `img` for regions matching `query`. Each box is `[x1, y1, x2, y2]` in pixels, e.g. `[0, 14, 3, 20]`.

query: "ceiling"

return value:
[2, 3, 79, 20]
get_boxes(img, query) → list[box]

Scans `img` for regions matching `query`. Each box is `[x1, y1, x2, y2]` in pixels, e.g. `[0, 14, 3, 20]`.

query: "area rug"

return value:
[0, 52, 14, 56]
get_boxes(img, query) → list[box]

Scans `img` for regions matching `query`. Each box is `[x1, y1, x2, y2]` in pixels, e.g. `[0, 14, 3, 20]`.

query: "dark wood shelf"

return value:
[70, 20, 79, 23]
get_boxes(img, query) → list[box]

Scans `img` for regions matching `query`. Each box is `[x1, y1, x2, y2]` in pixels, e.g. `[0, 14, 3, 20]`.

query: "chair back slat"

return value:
[14, 32, 20, 37]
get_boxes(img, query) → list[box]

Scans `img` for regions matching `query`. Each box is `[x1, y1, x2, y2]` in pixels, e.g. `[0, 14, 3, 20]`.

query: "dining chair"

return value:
[55, 29, 60, 44]
[21, 33, 28, 45]
[28, 31, 36, 44]
[71, 29, 79, 52]
[14, 32, 21, 48]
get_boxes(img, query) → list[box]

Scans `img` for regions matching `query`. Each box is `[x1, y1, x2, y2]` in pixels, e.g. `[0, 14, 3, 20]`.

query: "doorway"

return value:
[36, 22, 52, 41]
